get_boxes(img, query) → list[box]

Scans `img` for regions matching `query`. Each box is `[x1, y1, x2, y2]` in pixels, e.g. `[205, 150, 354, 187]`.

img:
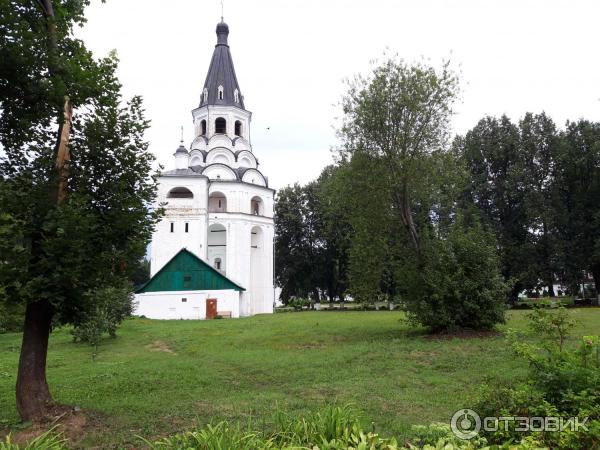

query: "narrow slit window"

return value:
[170, 222, 174, 233]
[185, 222, 189, 233]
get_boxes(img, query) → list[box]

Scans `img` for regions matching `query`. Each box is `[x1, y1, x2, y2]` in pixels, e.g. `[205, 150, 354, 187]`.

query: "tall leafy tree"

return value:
[336, 57, 505, 330]
[0, 1, 159, 420]
[459, 116, 530, 301]
[274, 184, 313, 301]
[554, 120, 600, 297]
[519, 112, 560, 295]
[339, 58, 459, 259]
[274, 166, 352, 303]
[311, 166, 351, 302]
[335, 152, 394, 302]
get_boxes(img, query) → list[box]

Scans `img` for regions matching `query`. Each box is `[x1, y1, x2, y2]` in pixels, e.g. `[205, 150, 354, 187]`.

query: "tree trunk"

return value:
[14, 0, 71, 423]
[542, 221, 555, 297]
[546, 280, 555, 297]
[592, 265, 600, 306]
[394, 182, 420, 257]
[16, 300, 54, 421]
[54, 97, 72, 205]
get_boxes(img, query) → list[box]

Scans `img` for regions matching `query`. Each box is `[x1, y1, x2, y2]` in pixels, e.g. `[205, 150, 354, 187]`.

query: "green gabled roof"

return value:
[136, 249, 245, 293]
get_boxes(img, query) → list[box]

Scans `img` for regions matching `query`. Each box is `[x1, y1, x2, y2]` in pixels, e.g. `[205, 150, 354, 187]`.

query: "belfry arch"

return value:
[208, 223, 227, 274]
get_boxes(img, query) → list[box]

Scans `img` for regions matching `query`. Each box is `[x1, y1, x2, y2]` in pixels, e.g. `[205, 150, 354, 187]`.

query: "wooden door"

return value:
[206, 298, 217, 319]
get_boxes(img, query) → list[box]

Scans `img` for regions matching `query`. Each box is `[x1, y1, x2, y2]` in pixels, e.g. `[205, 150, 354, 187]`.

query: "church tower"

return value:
[147, 19, 275, 318]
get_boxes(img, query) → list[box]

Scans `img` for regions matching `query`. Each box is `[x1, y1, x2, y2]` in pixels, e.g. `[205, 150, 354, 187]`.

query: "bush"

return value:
[403, 219, 507, 332]
[0, 301, 24, 333]
[408, 422, 487, 448]
[71, 280, 134, 349]
[287, 298, 312, 311]
[474, 307, 600, 449]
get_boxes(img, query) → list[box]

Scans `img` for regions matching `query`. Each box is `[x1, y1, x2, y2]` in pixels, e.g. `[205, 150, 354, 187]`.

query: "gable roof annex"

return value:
[136, 248, 245, 293]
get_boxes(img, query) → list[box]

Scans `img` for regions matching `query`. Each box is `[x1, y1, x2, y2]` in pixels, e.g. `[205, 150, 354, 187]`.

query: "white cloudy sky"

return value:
[77, 0, 600, 191]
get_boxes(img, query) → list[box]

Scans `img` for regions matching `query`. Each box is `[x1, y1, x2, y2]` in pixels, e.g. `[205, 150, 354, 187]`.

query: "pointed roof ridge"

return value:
[199, 19, 245, 109]
[135, 248, 245, 293]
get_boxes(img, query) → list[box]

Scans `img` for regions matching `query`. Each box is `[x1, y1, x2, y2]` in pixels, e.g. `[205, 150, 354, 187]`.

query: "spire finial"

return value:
[215, 10, 229, 45]
[220, 0, 224, 22]
[180, 125, 184, 144]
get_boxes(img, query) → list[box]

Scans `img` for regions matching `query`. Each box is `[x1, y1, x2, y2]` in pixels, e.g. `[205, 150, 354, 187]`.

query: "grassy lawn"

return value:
[1, 309, 599, 448]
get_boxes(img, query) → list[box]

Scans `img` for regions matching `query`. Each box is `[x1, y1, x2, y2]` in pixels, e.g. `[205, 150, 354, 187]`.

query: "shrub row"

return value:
[1, 406, 572, 450]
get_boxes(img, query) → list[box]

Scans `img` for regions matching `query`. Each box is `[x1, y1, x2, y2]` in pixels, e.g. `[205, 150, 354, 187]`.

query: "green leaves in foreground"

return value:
[0, 428, 66, 450]
[1, 405, 574, 449]
[141, 405, 540, 450]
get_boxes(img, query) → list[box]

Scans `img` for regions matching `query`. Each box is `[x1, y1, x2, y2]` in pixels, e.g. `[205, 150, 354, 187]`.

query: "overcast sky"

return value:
[77, 0, 600, 191]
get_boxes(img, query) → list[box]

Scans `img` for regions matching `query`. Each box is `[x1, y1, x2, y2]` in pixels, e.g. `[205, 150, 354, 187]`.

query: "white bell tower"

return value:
[149, 18, 275, 316]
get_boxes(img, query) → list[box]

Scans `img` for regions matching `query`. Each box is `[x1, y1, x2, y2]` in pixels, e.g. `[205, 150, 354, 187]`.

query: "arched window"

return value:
[234, 89, 239, 103]
[235, 120, 242, 137]
[203, 88, 208, 103]
[208, 224, 226, 275]
[251, 196, 263, 215]
[215, 117, 226, 134]
[218, 85, 224, 100]
[167, 187, 193, 199]
[200, 119, 207, 135]
[208, 192, 227, 213]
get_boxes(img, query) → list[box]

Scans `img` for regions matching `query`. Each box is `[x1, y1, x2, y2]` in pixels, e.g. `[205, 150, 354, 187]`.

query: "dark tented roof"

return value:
[199, 20, 245, 109]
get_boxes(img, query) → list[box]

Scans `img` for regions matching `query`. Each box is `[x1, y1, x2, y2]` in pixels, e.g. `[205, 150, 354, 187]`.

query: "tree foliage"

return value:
[459, 115, 530, 300]
[339, 58, 460, 257]
[334, 57, 506, 330]
[0, 0, 160, 419]
[273, 57, 508, 331]
[458, 115, 600, 299]
[402, 217, 507, 332]
[274, 166, 351, 303]
[554, 120, 600, 294]
[71, 279, 135, 350]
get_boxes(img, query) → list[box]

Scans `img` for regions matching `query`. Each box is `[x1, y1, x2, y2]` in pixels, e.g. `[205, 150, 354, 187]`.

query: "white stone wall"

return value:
[208, 182, 274, 216]
[134, 289, 241, 320]
[204, 213, 274, 315]
[151, 177, 209, 276]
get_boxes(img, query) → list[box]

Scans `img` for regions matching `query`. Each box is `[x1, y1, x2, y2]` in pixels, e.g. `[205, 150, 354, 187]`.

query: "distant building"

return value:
[135, 19, 274, 319]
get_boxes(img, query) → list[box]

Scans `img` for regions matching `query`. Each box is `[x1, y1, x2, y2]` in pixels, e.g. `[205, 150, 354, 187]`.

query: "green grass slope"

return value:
[1, 309, 599, 447]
